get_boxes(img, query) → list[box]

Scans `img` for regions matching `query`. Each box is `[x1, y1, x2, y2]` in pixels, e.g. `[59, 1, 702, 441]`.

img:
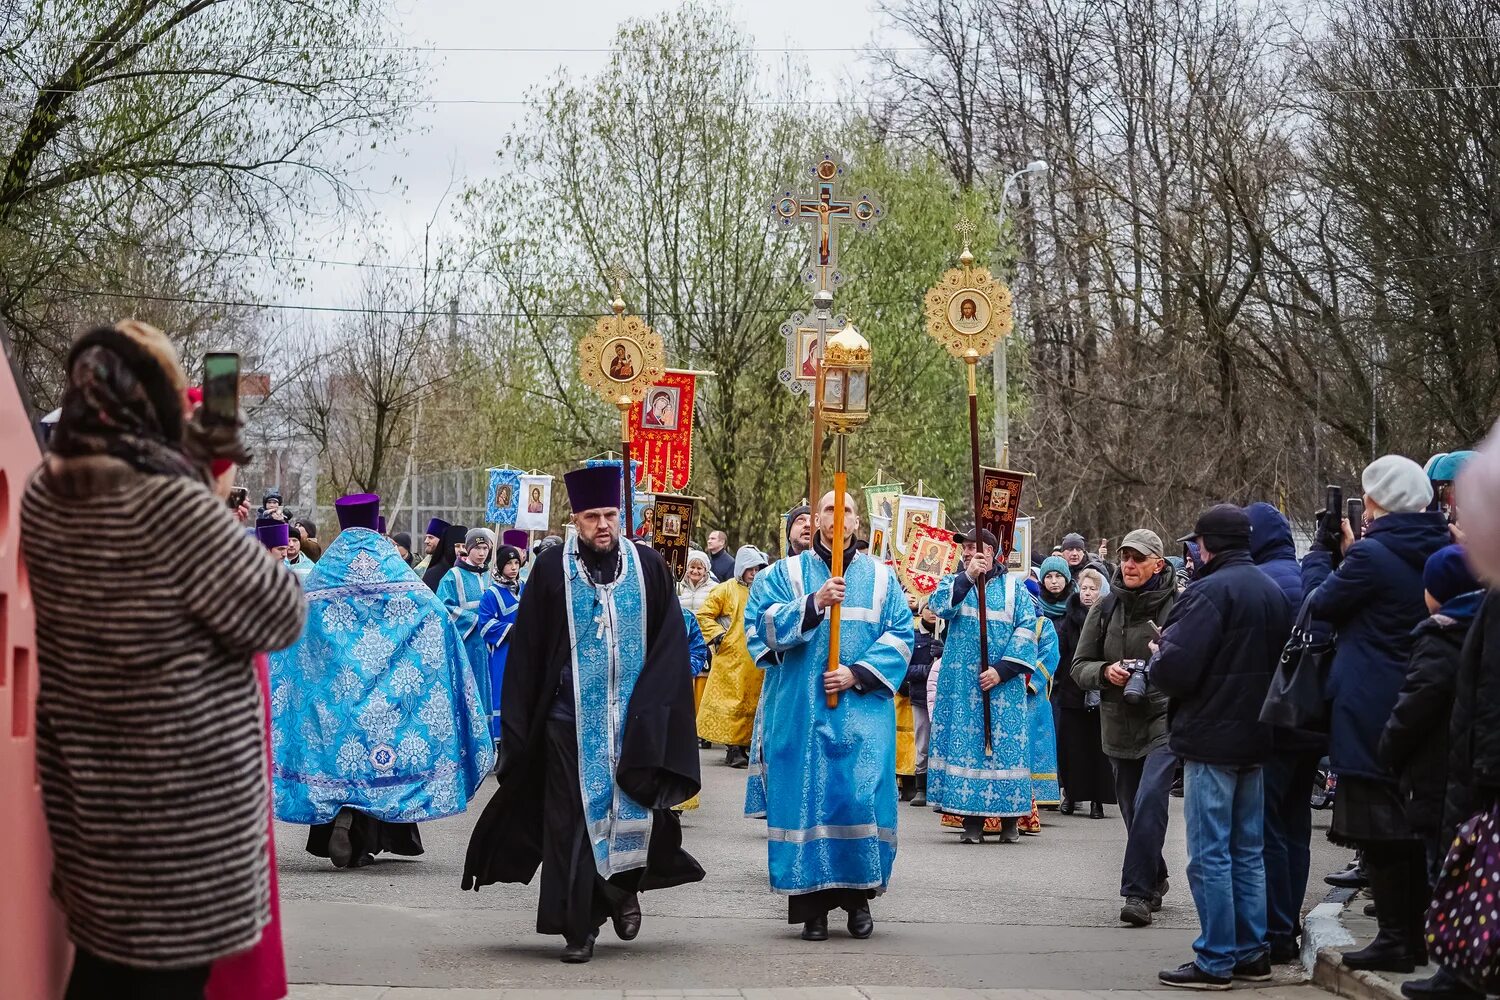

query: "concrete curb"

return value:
[1307, 886, 1403, 1000]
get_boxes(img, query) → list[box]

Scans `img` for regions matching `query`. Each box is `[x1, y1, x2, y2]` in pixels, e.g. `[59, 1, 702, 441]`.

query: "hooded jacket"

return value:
[1070, 566, 1177, 759]
[1246, 501, 1322, 753]
[1379, 593, 1484, 833]
[1444, 590, 1500, 841]
[677, 549, 715, 614]
[1149, 547, 1289, 766]
[1302, 510, 1451, 781]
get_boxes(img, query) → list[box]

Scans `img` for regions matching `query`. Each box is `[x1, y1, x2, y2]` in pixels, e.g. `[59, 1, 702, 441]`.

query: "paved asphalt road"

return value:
[276, 749, 1349, 992]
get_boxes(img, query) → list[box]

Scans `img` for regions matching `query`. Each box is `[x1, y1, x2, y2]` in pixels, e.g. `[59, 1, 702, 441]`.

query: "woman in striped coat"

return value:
[21, 321, 307, 998]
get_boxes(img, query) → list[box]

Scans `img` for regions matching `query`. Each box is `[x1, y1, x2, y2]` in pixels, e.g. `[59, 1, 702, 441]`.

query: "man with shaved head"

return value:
[745, 490, 915, 942]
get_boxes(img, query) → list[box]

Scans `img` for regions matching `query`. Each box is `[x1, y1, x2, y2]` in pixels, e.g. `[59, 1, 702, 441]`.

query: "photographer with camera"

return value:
[1072, 528, 1179, 927]
[1302, 455, 1451, 974]
[1146, 505, 1289, 989]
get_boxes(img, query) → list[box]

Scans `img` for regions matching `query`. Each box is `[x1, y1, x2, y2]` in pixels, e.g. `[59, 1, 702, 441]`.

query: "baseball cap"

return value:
[1177, 504, 1252, 545]
[952, 526, 999, 549]
[1118, 528, 1166, 559]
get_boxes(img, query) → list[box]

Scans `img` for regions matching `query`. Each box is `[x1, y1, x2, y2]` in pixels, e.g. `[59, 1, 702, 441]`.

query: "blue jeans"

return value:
[1262, 749, 1320, 948]
[1184, 761, 1269, 977]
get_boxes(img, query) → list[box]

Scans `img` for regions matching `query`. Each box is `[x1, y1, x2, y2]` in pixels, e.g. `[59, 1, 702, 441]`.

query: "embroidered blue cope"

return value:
[927, 570, 1037, 818]
[270, 528, 495, 824]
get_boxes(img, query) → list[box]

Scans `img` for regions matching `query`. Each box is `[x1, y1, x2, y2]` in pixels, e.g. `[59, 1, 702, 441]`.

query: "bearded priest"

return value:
[461, 466, 703, 964]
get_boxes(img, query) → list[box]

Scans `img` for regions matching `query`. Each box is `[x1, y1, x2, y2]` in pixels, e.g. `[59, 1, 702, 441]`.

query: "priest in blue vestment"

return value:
[462, 467, 702, 964]
[927, 527, 1037, 844]
[475, 543, 524, 742]
[270, 493, 494, 869]
[1028, 615, 1062, 809]
[745, 490, 914, 942]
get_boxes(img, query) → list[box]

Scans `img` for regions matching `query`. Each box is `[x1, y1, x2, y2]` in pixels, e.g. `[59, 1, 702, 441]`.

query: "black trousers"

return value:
[540, 719, 639, 945]
[787, 887, 875, 924]
[1263, 748, 1321, 947]
[306, 810, 423, 859]
[1111, 746, 1176, 899]
[66, 948, 210, 1000]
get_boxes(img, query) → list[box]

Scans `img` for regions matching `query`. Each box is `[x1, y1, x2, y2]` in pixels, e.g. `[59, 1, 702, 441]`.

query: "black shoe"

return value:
[1326, 861, 1369, 889]
[910, 775, 927, 808]
[899, 775, 915, 802]
[1170, 781, 1185, 798]
[1159, 961, 1231, 990]
[726, 746, 749, 769]
[611, 892, 641, 941]
[1401, 967, 1484, 1000]
[1058, 795, 1076, 815]
[1233, 954, 1273, 982]
[801, 914, 829, 941]
[1121, 897, 1153, 926]
[351, 852, 375, 869]
[698, 738, 712, 750]
[560, 936, 595, 963]
[1343, 931, 1417, 973]
[1365, 901, 1378, 917]
[959, 817, 985, 844]
[1089, 801, 1105, 819]
[1151, 877, 1170, 912]
[328, 808, 355, 869]
[1269, 939, 1302, 964]
[846, 904, 874, 939]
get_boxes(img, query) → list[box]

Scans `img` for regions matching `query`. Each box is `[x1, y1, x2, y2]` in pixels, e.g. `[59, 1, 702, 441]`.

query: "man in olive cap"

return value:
[1072, 527, 1180, 927]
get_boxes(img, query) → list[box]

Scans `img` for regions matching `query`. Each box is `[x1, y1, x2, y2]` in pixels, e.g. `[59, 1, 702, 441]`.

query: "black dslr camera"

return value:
[1121, 658, 1151, 705]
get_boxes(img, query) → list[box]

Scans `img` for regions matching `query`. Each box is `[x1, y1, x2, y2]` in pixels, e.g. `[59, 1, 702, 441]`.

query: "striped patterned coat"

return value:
[21, 457, 307, 969]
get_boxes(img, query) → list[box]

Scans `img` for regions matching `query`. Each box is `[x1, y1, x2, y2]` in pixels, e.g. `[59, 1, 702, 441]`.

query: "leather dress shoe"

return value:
[1058, 795, 1076, 815]
[801, 914, 829, 941]
[328, 808, 355, 869]
[560, 935, 595, 964]
[1089, 801, 1105, 819]
[847, 904, 874, 939]
[611, 893, 642, 941]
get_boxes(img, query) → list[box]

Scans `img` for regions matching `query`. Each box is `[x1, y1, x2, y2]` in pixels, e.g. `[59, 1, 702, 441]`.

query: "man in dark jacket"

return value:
[1072, 528, 1178, 927]
[1150, 505, 1290, 990]
[1245, 501, 1321, 964]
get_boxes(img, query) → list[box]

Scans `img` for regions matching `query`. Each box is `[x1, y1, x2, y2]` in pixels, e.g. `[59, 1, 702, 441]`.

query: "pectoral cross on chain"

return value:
[768, 155, 883, 294]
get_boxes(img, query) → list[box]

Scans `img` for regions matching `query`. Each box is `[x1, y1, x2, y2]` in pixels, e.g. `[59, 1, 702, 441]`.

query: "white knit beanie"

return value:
[1361, 455, 1433, 514]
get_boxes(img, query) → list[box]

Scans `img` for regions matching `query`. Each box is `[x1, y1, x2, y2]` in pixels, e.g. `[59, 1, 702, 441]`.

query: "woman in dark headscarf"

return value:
[422, 522, 468, 591]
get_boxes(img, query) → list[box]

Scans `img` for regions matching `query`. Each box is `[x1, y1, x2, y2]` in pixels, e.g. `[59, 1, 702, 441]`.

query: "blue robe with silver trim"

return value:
[745, 548, 914, 896]
[742, 570, 776, 820]
[1028, 614, 1061, 805]
[927, 570, 1037, 818]
[437, 564, 494, 721]
[270, 528, 495, 824]
[477, 579, 523, 739]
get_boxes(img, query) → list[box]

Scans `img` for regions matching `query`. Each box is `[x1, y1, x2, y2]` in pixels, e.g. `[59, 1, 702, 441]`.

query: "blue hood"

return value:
[1245, 502, 1296, 565]
[1363, 510, 1452, 573]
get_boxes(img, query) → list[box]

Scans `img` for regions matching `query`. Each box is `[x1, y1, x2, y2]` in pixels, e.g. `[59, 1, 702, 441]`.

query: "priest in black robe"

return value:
[462, 466, 703, 963]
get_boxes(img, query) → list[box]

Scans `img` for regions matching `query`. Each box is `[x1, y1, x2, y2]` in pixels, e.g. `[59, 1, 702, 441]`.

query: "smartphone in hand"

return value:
[227, 485, 248, 510]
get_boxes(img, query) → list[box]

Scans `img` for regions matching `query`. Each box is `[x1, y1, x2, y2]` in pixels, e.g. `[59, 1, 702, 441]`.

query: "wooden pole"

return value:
[620, 405, 634, 539]
[967, 357, 994, 755]
[826, 434, 847, 709]
[810, 369, 825, 507]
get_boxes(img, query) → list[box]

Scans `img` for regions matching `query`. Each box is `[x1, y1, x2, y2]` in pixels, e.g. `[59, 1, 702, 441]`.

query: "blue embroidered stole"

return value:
[561, 532, 652, 877]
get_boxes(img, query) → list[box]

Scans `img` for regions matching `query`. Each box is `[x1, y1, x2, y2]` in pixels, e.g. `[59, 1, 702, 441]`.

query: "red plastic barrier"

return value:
[0, 363, 69, 998]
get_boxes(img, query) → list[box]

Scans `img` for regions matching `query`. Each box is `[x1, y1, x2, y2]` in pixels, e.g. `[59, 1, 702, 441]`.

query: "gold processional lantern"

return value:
[819, 322, 871, 434]
[819, 321, 871, 708]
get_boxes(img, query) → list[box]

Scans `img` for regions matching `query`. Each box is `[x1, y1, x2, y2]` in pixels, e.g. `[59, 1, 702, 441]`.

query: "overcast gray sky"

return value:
[277, 0, 889, 315]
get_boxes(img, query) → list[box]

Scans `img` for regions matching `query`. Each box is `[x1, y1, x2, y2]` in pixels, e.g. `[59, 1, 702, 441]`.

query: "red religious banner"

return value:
[627, 371, 696, 492]
[898, 522, 961, 596]
[978, 467, 1027, 559]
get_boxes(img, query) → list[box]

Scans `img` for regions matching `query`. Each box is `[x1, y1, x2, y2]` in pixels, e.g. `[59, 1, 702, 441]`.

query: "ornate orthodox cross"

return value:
[769, 155, 883, 295]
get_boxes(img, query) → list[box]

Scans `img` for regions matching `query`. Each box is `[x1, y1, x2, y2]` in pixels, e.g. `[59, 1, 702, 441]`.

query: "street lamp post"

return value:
[992, 159, 1048, 466]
